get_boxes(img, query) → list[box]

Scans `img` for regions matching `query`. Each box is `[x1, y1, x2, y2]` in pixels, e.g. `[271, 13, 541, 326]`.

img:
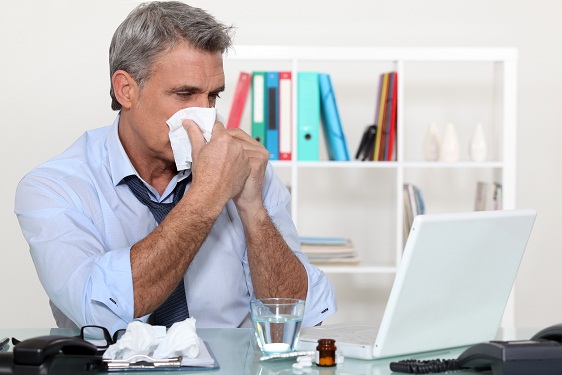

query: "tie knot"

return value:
[120, 174, 191, 224]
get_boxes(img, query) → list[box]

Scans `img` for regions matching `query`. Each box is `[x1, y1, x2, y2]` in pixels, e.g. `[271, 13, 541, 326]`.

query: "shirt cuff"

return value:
[298, 255, 338, 327]
[90, 247, 135, 325]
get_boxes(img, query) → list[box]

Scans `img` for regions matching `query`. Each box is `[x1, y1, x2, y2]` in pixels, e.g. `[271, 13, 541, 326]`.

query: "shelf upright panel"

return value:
[290, 56, 299, 226]
[500, 53, 518, 328]
[395, 59, 405, 266]
[501, 56, 518, 211]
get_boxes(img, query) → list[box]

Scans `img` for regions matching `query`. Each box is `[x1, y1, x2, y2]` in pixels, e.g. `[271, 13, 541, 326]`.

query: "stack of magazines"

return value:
[300, 237, 359, 265]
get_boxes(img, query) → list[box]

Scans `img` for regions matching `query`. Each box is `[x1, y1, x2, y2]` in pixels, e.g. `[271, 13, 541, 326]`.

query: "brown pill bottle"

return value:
[315, 338, 337, 367]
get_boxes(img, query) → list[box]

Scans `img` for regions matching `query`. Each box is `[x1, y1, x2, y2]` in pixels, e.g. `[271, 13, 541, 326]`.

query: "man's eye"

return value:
[177, 92, 192, 98]
[210, 93, 222, 100]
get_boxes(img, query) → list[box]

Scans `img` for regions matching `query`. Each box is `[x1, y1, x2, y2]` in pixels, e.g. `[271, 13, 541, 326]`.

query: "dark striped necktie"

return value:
[120, 174, 191, 328]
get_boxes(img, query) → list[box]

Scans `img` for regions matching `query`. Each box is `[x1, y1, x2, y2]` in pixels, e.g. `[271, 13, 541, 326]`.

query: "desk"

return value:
[0, 327, 538, 375]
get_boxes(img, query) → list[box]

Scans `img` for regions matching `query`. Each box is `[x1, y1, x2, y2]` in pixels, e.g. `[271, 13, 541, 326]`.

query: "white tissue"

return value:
[166, 107, 226, 171]
[103, 321, 166, 360]
[102, 318, 200, 360]
[152, 318, 199, 359]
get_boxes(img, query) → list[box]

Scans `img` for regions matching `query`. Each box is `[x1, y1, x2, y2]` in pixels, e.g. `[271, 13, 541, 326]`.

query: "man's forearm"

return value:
[243, 207, 308, 300]
[130, 185, 225, 317]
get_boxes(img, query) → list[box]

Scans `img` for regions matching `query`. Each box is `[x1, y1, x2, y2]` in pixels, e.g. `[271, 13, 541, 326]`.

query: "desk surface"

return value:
[0, 327, 539, 375]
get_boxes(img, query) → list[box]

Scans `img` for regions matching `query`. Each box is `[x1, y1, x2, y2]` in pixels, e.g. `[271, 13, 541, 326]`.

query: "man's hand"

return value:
[187, 118, 307, 301]
[186, 119, 270, 214]
[185, 119, 251, 208]
[227, 128, 270, 214]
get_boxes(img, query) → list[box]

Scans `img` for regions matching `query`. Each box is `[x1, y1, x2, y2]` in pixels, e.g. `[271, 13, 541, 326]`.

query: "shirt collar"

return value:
[107, 113, 190, 191]
[107, 113, 138, 187]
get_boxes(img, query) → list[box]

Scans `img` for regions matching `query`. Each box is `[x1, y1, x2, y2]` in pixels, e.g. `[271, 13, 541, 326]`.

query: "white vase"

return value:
[423, 122, 440, 161]
[469, 123, 488, 162]
[439, 123, 460, 162]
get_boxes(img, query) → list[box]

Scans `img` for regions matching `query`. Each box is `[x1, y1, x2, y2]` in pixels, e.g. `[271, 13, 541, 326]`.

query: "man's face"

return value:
[125, 42, 225, 165]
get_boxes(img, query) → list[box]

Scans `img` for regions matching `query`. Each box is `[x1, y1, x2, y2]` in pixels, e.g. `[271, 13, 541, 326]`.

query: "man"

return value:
[14, 1, 336, 334]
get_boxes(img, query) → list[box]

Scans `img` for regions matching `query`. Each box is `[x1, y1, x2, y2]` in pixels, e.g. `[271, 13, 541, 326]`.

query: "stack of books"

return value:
[300, 237, 359, 265]
[356, 71, 398, 162]
[475, 181, 502, 211]
[226, 71, 350, 162]
[403, 183, 425, 242]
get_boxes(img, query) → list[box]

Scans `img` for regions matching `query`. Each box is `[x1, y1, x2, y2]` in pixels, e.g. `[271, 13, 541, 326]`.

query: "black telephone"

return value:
[0, 336, 101, 375]
[390, 323, 562, 375]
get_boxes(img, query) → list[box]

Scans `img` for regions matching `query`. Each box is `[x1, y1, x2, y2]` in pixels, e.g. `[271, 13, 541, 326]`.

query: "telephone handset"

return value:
[0, 335, 101, 375]
[530, 322, 562, 342]
[390, 323, 562, 375]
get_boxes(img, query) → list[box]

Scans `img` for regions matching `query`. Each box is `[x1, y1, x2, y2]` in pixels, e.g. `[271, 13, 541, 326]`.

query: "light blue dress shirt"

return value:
[15, 115, 336, 334]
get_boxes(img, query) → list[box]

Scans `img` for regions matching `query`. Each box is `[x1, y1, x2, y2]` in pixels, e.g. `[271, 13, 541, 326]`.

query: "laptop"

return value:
[297, 209, 536, 360]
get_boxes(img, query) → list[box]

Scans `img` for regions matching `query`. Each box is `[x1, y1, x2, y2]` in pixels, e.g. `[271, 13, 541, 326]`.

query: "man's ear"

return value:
[112, 70, 138, 109]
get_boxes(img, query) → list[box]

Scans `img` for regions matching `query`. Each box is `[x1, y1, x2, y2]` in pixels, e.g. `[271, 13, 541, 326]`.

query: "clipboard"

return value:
[102, 340, 220, 371]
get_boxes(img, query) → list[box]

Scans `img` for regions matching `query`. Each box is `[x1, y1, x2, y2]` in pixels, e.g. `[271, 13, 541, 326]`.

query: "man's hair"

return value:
[109, 1, 234, 111]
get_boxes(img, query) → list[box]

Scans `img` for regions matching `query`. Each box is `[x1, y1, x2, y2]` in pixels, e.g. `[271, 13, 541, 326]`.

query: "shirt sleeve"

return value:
[259, 164, 338, 327]
[15, 173, 136, 334]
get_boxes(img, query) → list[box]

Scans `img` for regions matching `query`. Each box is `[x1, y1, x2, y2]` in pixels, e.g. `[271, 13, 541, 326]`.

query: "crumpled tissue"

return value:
[103, 317, 200, 360]
[166, 107, 226, 171]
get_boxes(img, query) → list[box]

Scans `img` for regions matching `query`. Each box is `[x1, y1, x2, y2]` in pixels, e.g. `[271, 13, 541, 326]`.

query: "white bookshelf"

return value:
[223, 46, 518, 325]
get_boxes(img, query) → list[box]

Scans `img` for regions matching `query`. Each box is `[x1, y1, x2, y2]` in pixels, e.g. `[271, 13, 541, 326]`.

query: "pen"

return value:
[0, 337, 9, 351]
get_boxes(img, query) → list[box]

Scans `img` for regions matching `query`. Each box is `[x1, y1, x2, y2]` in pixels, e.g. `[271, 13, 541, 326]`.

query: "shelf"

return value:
[272, 160, 505, 169]
[318, 266, 398, 274]
[225, 45, 518, 290]
[229, 46, 517, 63]
[402, 161, 505, 169]
[225, 45, 517, 324]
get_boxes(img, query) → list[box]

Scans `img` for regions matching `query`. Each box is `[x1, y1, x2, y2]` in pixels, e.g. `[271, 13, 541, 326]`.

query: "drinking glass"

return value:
[250, 298, 305, 355]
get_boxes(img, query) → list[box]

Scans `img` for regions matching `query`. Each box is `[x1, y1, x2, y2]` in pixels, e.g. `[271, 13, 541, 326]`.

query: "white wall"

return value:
[1, 0, 561, 329]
